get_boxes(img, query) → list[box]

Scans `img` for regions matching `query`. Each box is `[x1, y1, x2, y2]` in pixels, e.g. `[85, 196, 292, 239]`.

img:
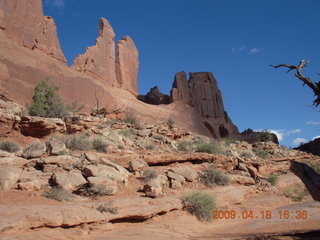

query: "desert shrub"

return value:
[283, 186, 308, 202]
[96, 201, 118, 214]
[195, 141, 223, 154]
[177, 139, 194, 151]
[267, 173, 278, 186]
[153, 134, 165, 141]
[67, 134, 91, 150]
[92, 137, 108, 153]
[27, 79, 73, 118]
[199, 166, 230, 187]
[119, 129, 135, 138]
[257, 130, 274, 142]
[143, 169, 158, 183]
[43, 187, 72, 201]
[253, 148, 268, 159]
[166, 117, 175, 128]
[145, 143, 155, 150]
[220, 138, 238, 145]
[0, 140, 20, 153]
[240, 150, 254, 159]
[124, 109, 141, 128]
[83, 184, 114, 198]
[181, 191, 216, 221]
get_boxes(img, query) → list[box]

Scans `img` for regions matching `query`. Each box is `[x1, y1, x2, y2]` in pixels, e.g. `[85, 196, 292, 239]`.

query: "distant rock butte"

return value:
[0, 0, 66, 63]
[170, 72, 239, 138]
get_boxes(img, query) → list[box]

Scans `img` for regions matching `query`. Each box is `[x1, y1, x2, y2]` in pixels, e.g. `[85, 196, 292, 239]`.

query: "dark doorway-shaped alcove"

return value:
[219, 124, 229, 138]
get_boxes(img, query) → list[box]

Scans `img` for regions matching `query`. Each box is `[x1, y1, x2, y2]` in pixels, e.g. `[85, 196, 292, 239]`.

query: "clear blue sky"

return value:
[43, 0, 320, 147]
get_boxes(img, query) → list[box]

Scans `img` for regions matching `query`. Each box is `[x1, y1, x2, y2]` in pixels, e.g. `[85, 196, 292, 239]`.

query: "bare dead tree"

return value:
[270, 60, 320, 106]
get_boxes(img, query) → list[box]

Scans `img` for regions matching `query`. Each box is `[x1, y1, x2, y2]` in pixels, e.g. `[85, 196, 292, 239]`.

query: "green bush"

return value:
[119, 129, 135, 138]
[257, 130, 274, 142]
[220, 138, 238, 145]
[43, 187, 73, 201]
[177, 139, 194, 151]
[283, 186, 308, 202]
[27, 79, 73, 118]
[145, 143, 155, 150]
[96, 201, 118, 214]
[0, 140, 20, 153]
[83, 184, 114, 198]
[267, 173, 278, 186]
[181, 191, 216, 221]
[92, 137, 108, 153]
[166, 117, 175, 128]
[143, 169, 158, 183]
[253, 148, 268, 159]
[153, 134, 165, 141]
[58, 134, 92, 151]
[240, 150, 254, 159]
[124, 109, 141, 127]
[199, 166, 230, 187]
[195, 141, 223, 154]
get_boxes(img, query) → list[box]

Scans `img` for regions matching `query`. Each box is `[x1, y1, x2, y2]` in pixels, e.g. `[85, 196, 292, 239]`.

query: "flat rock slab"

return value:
[0, 197, 182, 234]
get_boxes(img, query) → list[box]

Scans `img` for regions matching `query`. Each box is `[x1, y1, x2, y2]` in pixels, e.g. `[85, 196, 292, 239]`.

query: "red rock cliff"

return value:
[0, 0, 66, 63]
[171, 72, 239, 138]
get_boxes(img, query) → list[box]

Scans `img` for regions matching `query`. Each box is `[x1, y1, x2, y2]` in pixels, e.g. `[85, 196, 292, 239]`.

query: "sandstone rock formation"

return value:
[137, 86, 171, 105]
[170, 72, 239, 138]
[0, 0, 66, 62]
[72, 18, 116, 85]
[115, 36, 139, 95]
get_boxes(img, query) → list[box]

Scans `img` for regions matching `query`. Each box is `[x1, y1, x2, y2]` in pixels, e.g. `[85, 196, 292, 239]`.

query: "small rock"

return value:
[47, 138, 67, 156]
[22, 140, 46, 159]
[83, 164, 124, 183]
[166, 171, 186, 182]
[87, 176, 117, 186]
[0, 167, 22, 190]
[0, 150, 14, 157]
[100, 158, 131, 178]
[230, 175, 255, 185]
[168, 166, 198, 182]
[136, 129, 151, 137]
[128, 159, 149, 172]
[52, 170, 87, 191]
[143, 174, 168, 198]
[170, 179, 182, 189]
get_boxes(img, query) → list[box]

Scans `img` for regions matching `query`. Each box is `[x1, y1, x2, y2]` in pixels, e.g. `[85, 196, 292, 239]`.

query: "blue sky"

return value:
[43, 0, 320, 147]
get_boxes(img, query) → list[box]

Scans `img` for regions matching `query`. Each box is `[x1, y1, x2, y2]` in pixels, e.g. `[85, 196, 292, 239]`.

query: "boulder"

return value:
[83, 164, 125, 183]
[87, 176, 117, 186]
[22, 140, 46, 159]
[229, 174, 255, 185]
[143, 174, 168, 198]
[47, 138, 67, 156]
[0, 156, 28, 166]
[19, 116, 66, 138]
[168, 166, 198, 182]
[51, 170, 87, 191]
[0, 98, 21, 136]
[128, 159, 149, 172]
[99, 158, 131, 179]
[0, 167, 22, 190]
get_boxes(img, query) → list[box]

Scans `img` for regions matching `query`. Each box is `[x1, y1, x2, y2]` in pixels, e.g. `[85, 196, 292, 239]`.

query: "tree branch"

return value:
[270, 60, 320, 106]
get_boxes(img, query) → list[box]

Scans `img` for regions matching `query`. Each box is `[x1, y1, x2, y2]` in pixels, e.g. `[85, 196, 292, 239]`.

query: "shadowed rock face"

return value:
[290, 161, 320, 202]
[296, 138, 320, 156]
[0, 0, 66, 63]
[170, 72, 239, 138]
[137, 86, 171, 105]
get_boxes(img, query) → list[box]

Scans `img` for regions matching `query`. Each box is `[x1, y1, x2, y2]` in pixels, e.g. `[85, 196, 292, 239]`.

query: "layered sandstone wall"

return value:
[0, 0, 66, 63]
[171, 72, 239, 138]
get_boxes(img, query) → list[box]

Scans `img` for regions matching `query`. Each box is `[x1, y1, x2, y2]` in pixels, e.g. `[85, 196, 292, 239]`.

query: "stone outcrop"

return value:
[115, 36, 139, 95]
[0, 0, 66, 62]
[170, 72, 239, 138]
[137, 86, 171, 105]
[72, 18, 117, 85]
[295, 137, 320, 156]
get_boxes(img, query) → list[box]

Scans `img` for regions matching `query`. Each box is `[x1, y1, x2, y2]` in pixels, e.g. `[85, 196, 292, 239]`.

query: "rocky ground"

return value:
[0, 98, 320, 240]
